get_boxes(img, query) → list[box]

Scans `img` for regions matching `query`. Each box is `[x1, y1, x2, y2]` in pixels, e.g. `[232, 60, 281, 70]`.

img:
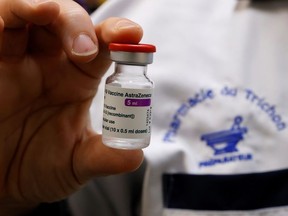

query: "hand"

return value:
[0, 0, 143, 215]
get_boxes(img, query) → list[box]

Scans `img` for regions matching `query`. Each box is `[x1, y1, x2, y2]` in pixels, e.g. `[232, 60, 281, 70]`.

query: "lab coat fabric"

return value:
[69, 0, 288, 215]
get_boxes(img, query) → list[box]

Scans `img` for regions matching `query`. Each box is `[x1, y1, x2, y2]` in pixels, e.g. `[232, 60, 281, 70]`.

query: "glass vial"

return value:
[102, 43, 156, 149]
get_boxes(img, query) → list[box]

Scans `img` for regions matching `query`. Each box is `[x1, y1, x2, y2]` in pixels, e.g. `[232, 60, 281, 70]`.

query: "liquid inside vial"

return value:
[102, 137, 151, 149]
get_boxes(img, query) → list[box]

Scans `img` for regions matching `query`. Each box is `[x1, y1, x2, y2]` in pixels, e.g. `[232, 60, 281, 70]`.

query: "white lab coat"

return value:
[69, 0, 288, 215]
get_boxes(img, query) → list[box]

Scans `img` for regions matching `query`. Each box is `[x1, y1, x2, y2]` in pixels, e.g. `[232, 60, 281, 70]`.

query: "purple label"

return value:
[125, 98, 151, 107]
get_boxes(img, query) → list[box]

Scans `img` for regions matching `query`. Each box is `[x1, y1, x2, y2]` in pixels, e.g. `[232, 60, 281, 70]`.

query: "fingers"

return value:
[73, 17, 143, 79]
[0, 0, 60, 28]
[0, 0, 57, 56]
[0, 0, 98, 61]
[95, 17, 143, 45]
[47, 0, 99, 63]
[73, 133, 144, 184]
[0, 0, 143, 64]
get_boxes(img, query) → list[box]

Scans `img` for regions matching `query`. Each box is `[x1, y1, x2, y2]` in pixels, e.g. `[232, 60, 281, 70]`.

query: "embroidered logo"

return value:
[163, 86, 286, 168]
[201, 116, 248, 155]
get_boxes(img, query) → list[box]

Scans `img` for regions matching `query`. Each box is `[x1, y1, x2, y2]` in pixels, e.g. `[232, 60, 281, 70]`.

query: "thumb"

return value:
[72, 132, 144, 184]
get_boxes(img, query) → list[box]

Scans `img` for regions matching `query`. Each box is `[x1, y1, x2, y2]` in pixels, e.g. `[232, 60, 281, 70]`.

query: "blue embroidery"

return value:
[198, 153, 253, 167]
[163, 89, 214, 142]
[201, 116, 248, 155]
[163, 86, 286, 143]
[245, 89, 286, 131]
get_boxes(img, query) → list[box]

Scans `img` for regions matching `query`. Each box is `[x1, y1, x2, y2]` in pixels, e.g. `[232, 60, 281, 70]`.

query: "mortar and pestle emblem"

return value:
[201, 116, 248, 155]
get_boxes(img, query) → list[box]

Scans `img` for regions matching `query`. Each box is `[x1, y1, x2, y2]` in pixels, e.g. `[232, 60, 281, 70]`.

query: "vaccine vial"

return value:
[102, 43, 156, 149]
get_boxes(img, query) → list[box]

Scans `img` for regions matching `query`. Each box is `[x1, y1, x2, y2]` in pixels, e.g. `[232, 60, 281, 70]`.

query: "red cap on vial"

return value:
[109, 43, 156, 53]
[109, 43, 156, 65]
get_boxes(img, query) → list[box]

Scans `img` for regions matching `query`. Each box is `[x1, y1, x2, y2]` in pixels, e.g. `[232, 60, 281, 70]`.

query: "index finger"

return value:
[0, 0, 60, 28]
[0, 0, 99, 62]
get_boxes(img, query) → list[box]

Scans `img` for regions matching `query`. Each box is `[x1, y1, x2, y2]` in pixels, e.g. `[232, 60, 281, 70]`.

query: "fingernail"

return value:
[32, 0, 50, 4]
[72, 34, 98, 57]
[115, 20, 140, 30]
